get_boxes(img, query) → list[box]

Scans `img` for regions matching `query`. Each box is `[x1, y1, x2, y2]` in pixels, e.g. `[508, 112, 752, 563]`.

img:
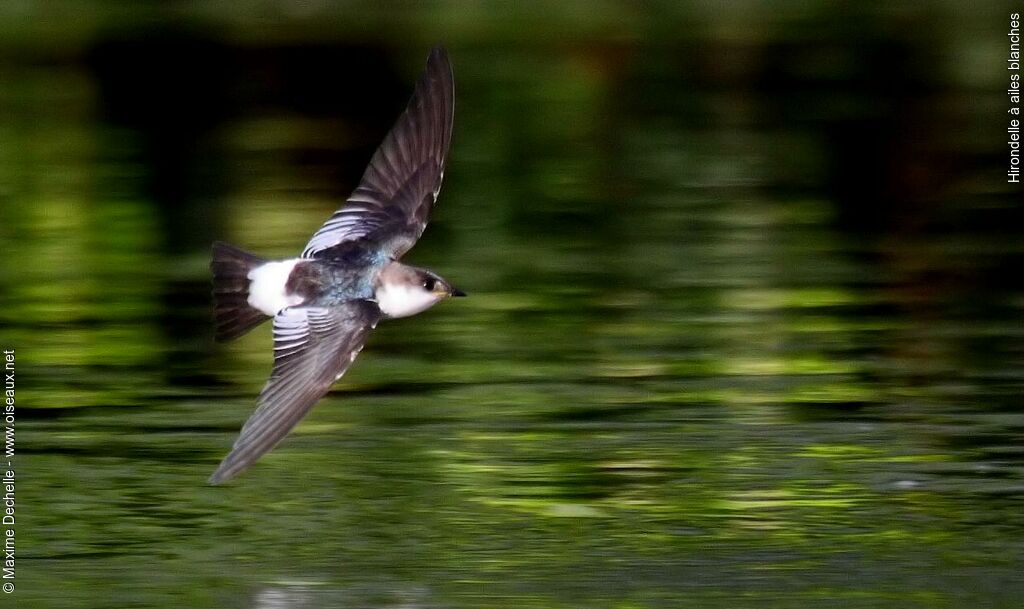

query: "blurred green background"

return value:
[1, 2, 1022, 608]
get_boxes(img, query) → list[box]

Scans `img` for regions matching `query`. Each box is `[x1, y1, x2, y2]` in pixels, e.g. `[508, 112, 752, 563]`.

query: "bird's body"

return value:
[246, 250, 379, 315]
[209, 47, 462, 483]
[246, 252, 459, 318]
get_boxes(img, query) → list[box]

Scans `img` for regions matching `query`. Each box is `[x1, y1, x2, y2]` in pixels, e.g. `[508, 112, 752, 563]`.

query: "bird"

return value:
[208, 46, 463, 484]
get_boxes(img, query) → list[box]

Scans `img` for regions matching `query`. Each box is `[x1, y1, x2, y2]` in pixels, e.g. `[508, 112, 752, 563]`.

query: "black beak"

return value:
[450, 287, 467, 297]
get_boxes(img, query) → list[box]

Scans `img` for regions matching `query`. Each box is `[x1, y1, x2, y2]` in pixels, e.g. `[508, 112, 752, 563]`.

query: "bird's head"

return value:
[375, 263, 465, 318]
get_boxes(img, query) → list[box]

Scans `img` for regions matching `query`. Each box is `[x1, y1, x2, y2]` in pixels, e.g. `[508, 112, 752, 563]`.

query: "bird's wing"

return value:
[302, 46, 455, 260]
[209, 301, 381, 483]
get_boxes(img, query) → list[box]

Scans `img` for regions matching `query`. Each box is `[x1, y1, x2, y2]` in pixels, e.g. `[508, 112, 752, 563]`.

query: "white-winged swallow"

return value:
[209, 47, 463, 483]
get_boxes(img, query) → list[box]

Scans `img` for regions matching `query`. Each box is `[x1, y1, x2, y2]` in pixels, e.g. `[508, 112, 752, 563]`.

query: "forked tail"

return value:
[211, 241, 271, 342]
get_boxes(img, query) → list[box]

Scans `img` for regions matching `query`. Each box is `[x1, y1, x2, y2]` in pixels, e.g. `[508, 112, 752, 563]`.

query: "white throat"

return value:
[375, 282, 440, 318]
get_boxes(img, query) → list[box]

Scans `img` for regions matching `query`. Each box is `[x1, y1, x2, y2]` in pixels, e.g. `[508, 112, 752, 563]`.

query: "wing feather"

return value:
[302, 46, 455, 260]
[209, 301, 381, 483]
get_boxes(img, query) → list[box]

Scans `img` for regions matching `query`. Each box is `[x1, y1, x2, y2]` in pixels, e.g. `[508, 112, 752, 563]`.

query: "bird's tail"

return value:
[211, 241, 271, 342]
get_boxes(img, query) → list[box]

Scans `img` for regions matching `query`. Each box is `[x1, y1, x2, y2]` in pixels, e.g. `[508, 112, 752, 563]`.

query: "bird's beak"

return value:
[449, 286, 467, 298]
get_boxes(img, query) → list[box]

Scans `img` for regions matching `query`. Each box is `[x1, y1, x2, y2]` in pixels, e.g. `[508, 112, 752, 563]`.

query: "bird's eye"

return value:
[423, 277, 436, 291]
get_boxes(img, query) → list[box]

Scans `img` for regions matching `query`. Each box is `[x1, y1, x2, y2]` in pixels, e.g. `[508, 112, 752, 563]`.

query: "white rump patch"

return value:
[375, 283, 441, 319]
[247, 259, 305, 316]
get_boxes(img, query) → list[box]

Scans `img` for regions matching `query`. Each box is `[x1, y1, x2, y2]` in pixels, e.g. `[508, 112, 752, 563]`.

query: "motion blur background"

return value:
[1, 2, 1022, 608]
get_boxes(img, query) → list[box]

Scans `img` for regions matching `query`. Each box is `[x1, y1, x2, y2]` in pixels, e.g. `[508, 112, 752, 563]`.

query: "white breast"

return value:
[247, 259, 305, 316]
[375, 283, 440, 318]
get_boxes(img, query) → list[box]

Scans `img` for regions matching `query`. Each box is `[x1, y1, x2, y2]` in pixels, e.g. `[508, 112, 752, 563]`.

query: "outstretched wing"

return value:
[302, 46, 455, 260]
[209, 301, 381, 483]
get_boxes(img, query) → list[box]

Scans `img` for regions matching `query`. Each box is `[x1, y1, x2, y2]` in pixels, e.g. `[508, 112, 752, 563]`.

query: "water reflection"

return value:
[2, 4, 1023, 608]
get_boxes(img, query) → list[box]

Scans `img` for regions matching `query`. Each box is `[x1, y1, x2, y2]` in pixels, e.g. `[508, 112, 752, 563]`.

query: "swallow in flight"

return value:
[209, 47, 462, 483]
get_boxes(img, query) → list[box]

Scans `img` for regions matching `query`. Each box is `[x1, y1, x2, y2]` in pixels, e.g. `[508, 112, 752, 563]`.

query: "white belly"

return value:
[247, 259, 305, 316]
